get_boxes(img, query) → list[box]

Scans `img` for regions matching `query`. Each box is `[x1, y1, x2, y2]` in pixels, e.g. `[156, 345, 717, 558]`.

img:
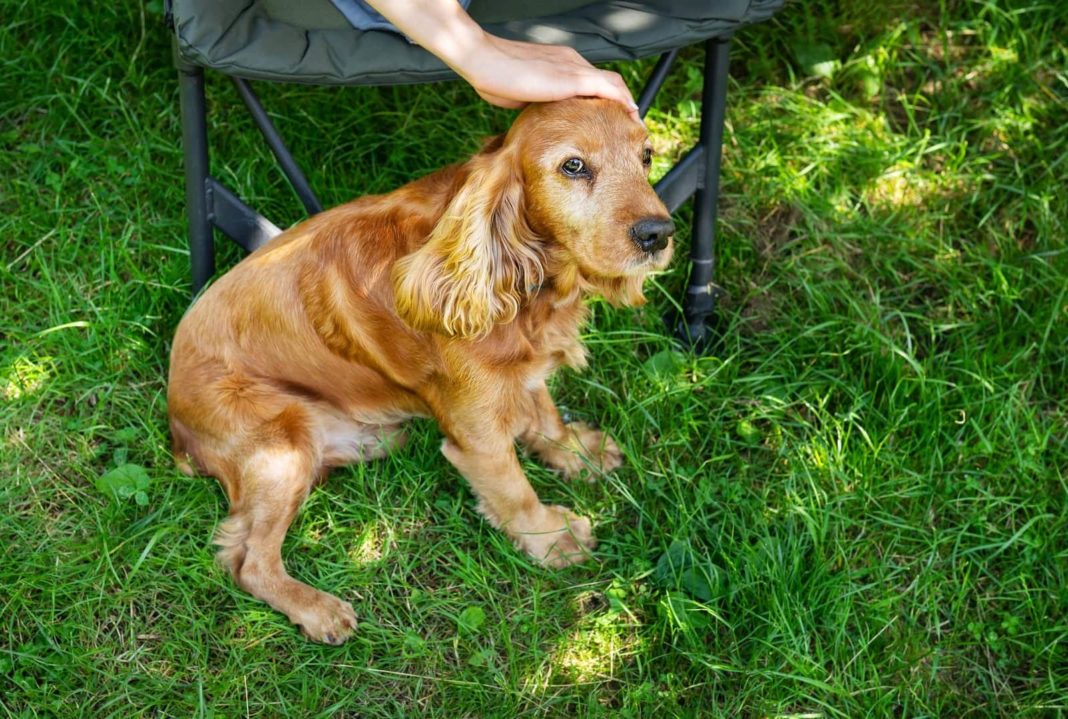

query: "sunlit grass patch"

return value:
[2, 354, 53, 400]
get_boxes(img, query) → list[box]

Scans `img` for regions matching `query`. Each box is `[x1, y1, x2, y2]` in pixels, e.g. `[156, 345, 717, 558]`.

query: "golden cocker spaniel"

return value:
[168, 98, 674, 643]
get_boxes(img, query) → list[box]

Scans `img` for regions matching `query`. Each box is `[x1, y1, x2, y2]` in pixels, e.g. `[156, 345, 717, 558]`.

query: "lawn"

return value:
[1, 0, 1065, 716]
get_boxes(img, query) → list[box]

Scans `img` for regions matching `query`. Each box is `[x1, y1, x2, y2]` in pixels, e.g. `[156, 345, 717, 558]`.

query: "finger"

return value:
[606, 71, 636, 105]
[575, 70, 639, 118]
[603, 70, 640, 120]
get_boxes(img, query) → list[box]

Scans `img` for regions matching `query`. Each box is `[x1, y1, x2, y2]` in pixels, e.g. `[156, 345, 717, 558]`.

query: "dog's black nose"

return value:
[630, 217, 674, 253]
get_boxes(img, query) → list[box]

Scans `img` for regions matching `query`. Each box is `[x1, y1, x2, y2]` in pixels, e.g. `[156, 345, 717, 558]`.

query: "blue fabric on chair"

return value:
[328, 0, 472, 34]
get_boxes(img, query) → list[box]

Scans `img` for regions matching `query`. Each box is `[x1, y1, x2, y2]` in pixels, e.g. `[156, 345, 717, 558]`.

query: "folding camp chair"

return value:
[166, 0, 785, 347]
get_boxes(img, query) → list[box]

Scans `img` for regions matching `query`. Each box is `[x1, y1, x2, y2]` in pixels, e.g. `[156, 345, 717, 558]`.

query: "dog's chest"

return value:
[517, 300, 589, 388]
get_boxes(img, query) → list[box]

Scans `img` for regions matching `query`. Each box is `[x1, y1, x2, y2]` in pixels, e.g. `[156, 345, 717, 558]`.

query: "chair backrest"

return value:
[170, 0, 782, 86]
[260, 0, 352, 30]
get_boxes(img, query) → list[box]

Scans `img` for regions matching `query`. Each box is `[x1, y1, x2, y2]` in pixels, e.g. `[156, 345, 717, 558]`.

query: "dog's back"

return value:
[167, 167, 466, 464]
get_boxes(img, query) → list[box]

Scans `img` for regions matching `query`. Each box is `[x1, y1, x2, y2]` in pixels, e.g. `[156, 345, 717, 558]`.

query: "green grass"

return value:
[2, 0, 1066, 716]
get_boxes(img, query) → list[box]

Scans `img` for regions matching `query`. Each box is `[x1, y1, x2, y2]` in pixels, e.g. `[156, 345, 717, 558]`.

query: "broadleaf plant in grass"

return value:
[654, 538, 723, 603]
[95, 463, 152, 506]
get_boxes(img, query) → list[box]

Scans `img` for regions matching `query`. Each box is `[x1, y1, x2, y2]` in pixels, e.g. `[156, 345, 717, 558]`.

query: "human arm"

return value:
[363, 0, 639, 118]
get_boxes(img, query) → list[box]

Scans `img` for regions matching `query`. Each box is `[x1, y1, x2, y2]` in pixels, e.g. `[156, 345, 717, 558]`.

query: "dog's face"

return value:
[394, 98, 675, 338]
[510, 99, 674, 280]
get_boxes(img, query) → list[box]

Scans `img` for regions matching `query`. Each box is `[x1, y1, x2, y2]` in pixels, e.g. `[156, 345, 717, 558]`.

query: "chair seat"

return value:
[172, 0, 784, 86]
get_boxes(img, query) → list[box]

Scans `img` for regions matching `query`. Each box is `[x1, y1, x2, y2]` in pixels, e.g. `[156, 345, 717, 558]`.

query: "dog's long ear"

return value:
[393, 145, 543, 338]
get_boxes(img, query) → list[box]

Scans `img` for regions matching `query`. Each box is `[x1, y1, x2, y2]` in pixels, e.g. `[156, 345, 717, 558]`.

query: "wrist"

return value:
[427, 7, 486, 79]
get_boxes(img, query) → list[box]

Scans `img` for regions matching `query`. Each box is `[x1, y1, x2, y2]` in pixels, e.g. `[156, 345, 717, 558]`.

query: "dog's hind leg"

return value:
[214, 406, 357, 645]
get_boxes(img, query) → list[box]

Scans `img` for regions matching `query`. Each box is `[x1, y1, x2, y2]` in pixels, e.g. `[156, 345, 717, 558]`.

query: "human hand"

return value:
[452, 31, 639, 120]
[363, 0, 639, 120]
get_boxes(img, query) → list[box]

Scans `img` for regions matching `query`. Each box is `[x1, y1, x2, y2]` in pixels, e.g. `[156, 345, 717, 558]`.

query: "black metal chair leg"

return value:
[637, 49, 679, 118]
[179, 65, 214, 294]
[232, 78, 323, 216]
[674, 36, 731, 348]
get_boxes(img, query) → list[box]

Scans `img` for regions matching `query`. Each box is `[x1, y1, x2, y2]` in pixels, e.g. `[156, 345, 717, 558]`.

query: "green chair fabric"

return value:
[172, 0, 784, 85]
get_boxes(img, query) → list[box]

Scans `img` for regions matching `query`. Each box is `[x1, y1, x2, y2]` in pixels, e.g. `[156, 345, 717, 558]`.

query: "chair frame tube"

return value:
[676, 37, 731, 346]
[637, 49, 679, 118]
[179, 66, 214, 293]
[232, 77, 324, 216]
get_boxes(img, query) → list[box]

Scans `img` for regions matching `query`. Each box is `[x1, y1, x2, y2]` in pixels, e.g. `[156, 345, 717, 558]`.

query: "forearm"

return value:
[362, 0, 484, 77]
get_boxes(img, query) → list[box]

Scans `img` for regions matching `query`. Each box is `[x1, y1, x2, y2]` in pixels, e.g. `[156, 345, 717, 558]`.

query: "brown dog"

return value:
[167, 98, 674, 643]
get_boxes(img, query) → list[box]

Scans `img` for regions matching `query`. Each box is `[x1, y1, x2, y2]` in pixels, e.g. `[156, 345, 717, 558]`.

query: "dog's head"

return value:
[394, 98, 673, 338]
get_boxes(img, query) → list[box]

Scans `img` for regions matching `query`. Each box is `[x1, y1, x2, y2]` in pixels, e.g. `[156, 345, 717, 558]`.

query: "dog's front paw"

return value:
[559, 422, 623, 480]
[290, 590, 357, 645]
[516, 505, 597, 568]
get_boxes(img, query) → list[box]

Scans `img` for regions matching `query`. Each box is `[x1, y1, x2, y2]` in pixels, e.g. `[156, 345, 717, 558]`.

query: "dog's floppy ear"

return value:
[479, 133, 506, 154]
[393, 145, 543, 338]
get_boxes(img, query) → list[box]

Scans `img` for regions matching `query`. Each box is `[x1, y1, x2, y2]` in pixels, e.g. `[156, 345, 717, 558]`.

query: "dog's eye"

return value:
[561, 158, 586, 177]
[642, 147, 653, 166]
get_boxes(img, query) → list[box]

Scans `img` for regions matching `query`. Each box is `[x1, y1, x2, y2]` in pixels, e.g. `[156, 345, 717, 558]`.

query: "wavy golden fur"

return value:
[167, 98, 674, 644]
